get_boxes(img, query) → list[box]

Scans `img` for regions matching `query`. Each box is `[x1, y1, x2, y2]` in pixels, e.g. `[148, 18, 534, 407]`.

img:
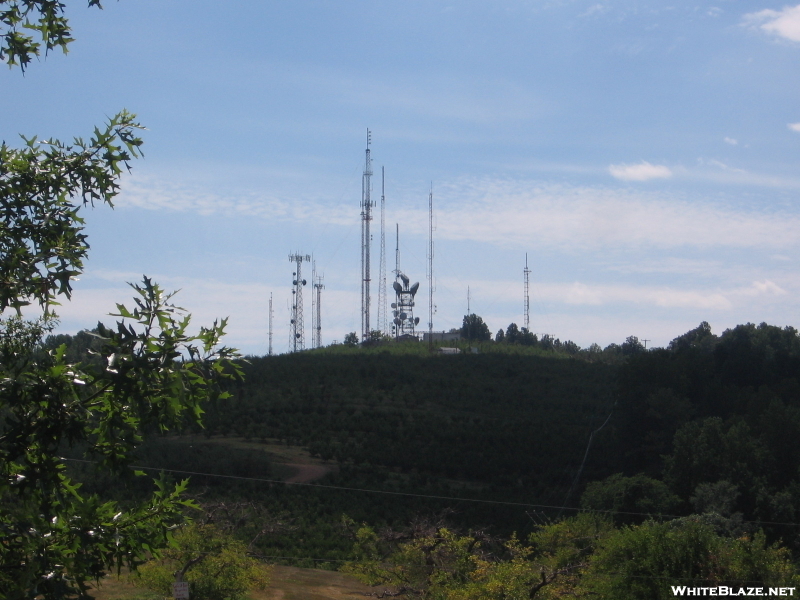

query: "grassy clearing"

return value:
[258, 565, 387, 599]
[162, 435, 337, 482]
[87, 574, 160, 600]
[167, 435, 319, 463]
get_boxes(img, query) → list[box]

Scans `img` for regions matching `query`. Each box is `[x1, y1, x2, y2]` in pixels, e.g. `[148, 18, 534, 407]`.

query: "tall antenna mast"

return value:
[311, 259, 316, 348]
[360, 128, 374, 343]
[524, 253, 531, 332]
[268, 292, 273, 356]
[314, 273, 324, 349]
[427, 184, 434, 346]
[377, 166, 387, 336]
[289, 253, 310, 352]
[467, 286, 471, 315]
[394, 223, 399, 277]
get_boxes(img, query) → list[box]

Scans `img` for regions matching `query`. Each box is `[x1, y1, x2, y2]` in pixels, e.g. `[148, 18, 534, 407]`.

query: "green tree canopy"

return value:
[135, 523, 270, 600]
[582, 519, 799, 600]
[460, 314, 491, 342]
[580, 473, 680, 524]
[1, 1, 103, 70]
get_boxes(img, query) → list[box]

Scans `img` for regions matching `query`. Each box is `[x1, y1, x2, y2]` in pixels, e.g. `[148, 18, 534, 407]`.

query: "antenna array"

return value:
[391, 224, 421, 339]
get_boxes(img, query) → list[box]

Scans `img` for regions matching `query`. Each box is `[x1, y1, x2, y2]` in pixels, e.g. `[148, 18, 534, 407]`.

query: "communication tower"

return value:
[311, 259, 317, 348]
[268, 292, 273, 356]
[391, 224, 420, 339]
[289, 253, 310, 352]
[377, 167, 387, 336]
[524, 253, 531, 332]
[360, 129, 374, 342]
[313, 273, 324, 349]
[427, 184, 435, 345]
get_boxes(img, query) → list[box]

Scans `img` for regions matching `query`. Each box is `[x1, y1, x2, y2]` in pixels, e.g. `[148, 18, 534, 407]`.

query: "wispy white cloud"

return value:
[724, 137, 738, 145]
[608, 161, 672, 181]
[116, 174, 800, 253]
[115, 174, 354, 225]
[744, 5, 800, 42]
[789, 122, 800, 132]
[697, 158, 746, 174]
[425, 178, 800, 251]
[444, 277, 792, 314]
[685, 165, 800, 188]
[602, 257, 725, 276]
[578, 3, 607, 18]
[564, 283, 732, 310]
[739, 279, 788, 297]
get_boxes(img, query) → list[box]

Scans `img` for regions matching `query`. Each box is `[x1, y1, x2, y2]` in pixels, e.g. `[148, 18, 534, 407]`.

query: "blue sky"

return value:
[3, 0, 800, 354]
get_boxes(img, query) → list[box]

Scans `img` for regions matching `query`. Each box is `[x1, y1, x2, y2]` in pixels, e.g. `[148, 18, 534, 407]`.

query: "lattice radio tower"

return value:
[289, 253, 310, 352]
[376, 166, 388, 336]
[427, 184, 435, 345]
[360, 129, 374, 342]
[524, 253, 531, 332]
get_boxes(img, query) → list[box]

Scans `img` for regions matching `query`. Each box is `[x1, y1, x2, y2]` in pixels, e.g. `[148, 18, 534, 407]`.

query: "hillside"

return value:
[60, 322, 800, 567]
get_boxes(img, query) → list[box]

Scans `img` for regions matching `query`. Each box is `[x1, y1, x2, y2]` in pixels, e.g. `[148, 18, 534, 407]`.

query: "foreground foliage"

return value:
[0, 282, 240, 597]
[344, 515, 799, 599]
[134, 523, 270, 600]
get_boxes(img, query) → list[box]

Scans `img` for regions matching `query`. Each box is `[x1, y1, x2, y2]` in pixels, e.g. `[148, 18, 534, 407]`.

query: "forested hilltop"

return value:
[55, 321, 800, 575]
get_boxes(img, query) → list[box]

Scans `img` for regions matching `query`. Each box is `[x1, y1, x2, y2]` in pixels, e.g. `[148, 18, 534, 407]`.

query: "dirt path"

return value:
[170, 436, 336, 484]
[283, 463, 332, 483]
